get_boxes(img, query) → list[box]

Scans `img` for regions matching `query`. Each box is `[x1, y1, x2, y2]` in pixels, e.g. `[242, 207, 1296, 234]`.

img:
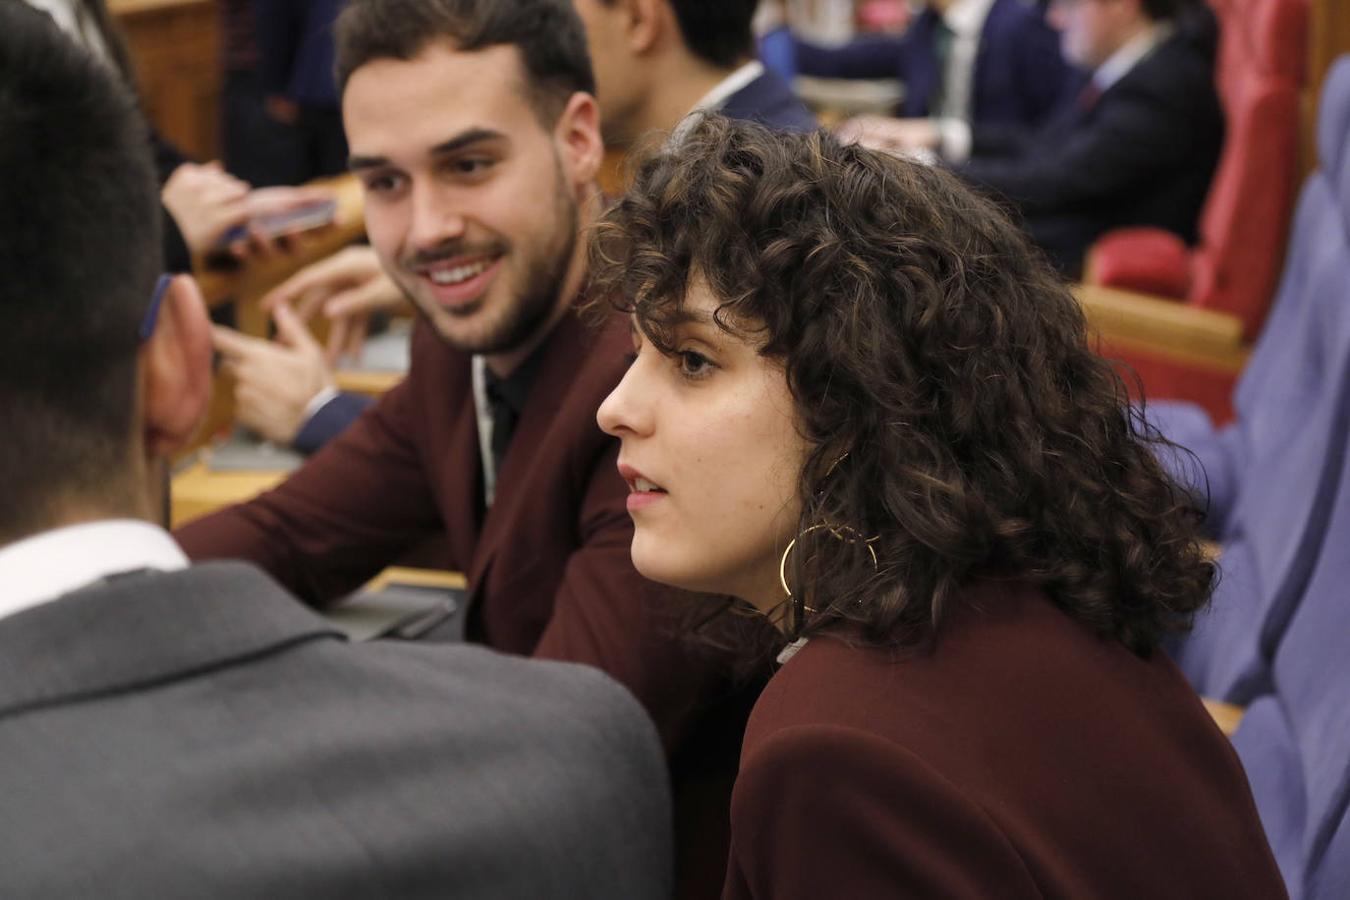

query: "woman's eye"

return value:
[677, 350, 713, 378]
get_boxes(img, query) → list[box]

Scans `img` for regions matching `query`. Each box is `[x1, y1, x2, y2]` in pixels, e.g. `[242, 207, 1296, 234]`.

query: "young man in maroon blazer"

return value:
[175, 0, 760, 895]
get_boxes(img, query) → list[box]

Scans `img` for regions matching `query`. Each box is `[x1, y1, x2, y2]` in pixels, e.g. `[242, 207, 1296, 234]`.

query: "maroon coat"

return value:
[177, 308, 755, 899]
[725, 582, 1287, 899]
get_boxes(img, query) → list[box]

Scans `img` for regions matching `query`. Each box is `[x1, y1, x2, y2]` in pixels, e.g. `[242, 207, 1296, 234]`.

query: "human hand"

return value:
[264, 94, 299, 125]
[212, 302, 334, 446]
[260, 245, 406, 364]
[161, 161, 252, 256]
[163, 162, 336, 263]
[834, 116, 941, 156]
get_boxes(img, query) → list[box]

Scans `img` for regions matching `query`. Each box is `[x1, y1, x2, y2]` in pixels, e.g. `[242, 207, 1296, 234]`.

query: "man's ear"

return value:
[555, 92, 605, 187]
[624, 0, 665, 55]
[140, 274, 212, 458]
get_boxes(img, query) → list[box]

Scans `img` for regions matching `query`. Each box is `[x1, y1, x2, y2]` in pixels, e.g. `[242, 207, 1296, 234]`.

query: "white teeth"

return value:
[635, 477, 663, 493]
[428, 258, 493, 285]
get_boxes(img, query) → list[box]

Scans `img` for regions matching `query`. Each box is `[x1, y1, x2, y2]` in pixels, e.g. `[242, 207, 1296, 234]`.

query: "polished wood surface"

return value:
[1073, 282, 1251, 374]
[334, 369, 404, 397]
[364, 567, 467, 592]
[1202, 698, 1246, 737]
[1306, 0, 1350, 177]
[111, 0, 220, 161]
[171, 458, 286, 528]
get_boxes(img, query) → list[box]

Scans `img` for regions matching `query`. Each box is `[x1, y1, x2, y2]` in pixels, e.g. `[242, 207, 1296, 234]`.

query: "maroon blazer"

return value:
[724, 582, 1287, 899]
[177, 307, 755, 899]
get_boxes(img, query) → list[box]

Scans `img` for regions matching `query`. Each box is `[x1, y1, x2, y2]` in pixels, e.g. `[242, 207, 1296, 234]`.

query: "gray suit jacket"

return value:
[0, 563, 672, 899]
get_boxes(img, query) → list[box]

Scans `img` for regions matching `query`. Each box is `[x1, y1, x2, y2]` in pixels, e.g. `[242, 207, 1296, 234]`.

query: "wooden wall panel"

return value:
[110, 0, 221, 161]
[1305, 0, 1350, 173]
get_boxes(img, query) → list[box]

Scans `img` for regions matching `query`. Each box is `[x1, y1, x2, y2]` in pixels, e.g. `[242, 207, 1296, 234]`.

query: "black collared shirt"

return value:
[482, 350, 544, 476]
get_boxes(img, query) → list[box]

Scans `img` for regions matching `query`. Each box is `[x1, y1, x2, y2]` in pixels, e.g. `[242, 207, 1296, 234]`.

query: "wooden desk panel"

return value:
[171, 459, 285, 528]
[111, 0, 221, 161]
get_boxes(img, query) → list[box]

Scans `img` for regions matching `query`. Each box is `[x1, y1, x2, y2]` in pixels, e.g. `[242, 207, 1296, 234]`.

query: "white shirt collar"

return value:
[0, 520, 188, 622]
[942, 0, 998, 38]
[22, 0, 112, 62]
[691, 60, 766, 114]
[1093, 22, 1172, 93]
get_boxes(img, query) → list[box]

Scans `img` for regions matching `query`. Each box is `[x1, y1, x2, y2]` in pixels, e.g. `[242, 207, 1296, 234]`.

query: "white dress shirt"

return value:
[22, 0, 112, 62]
[1092, 22, 1171, 94]
[934, 0, 998, 163]
[0, 520, 188, 623]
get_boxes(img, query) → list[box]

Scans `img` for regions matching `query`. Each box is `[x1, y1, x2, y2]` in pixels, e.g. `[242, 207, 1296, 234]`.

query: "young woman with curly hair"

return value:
[593, 115, 1286, 899]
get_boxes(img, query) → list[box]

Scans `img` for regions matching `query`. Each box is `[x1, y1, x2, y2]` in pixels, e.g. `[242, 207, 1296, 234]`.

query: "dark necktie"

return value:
[930, 18, 955, 115]
[1078, 81, 1103, 113]
[483, 378, 517, 477]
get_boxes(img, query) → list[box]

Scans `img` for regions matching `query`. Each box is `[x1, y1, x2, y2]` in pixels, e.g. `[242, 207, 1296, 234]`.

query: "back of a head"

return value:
[665, 0, 758, 69]
[0, 2, 161, 539]
[334, 0, 594, 122]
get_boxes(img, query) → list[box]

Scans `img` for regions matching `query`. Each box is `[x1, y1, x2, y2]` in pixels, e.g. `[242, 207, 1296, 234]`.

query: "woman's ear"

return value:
[139, 274, 212, 458]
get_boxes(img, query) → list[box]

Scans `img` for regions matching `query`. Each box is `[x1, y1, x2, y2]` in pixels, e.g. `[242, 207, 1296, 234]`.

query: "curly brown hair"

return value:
[588, 115, 1214, 656]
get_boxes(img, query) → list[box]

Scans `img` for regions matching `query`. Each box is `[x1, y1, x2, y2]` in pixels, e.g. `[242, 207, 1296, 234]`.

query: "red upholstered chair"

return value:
[1085, 0, 1309, 342]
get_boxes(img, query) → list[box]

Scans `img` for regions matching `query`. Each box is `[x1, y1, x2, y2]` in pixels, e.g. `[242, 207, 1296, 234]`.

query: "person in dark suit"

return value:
[19, 0, 331, 274]
[800, 0, 1071, 157]
[573, 0, 816, 148]
[594, 115, 1288, 899]
[180, 1, 762, 896]
[953, 0, 1223, 274]
[0, 6, 671, 897]
[254, 0, 350, 180]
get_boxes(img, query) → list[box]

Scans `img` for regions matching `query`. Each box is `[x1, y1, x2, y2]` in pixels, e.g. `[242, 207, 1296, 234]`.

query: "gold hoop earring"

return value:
[778, 523, 879, 602]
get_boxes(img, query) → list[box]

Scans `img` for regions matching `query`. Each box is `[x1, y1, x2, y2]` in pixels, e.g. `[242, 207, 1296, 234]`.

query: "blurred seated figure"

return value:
[857, 0, 1223, 276]
[592, 114, 1286, 900]
[0, 7, 673, 898]
[255, 0, 350, 181]
[801, 0, 1071, 157]
[23, 0, 331, 272]
[573, 0, 816, 148]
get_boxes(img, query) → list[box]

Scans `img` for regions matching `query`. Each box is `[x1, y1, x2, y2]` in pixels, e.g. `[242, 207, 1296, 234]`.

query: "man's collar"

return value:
[0, 519, 187, 623]
[691, 60, 766, 115]
[1093, 22, 1172, 93]
[0, 563, 341, 720]
[942, 0, 998, 37]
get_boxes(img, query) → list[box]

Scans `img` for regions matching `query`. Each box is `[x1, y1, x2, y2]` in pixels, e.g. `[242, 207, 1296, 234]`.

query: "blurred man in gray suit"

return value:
[0, 5, 672, 897]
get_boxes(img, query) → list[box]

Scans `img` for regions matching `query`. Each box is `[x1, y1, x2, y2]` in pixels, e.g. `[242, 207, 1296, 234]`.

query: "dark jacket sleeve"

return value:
[149, 128, 193, 272]
[724, 725, 1040, 899]
[792, 34, 907, 81]
[293, 391, 375, 455]
[958, 71, 1205, 215]
[253, 0, 302, 96]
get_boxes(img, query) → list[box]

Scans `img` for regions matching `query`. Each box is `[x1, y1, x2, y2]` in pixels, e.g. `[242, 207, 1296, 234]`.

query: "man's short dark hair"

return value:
[335, 0, 595, 124]
[597, 0, 757, 69]
[665, 0, 757, 68]
[0, 1, 161, 538]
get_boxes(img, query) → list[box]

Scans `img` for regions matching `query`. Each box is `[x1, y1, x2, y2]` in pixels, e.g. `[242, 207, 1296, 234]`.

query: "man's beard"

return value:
[397, 157, 580, 356]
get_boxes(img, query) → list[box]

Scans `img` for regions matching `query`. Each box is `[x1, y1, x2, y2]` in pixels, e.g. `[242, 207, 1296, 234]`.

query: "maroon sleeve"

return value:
[174, 375, 444, 605]
[724, 724, 1041, 900]
[531, 439, 734, 754]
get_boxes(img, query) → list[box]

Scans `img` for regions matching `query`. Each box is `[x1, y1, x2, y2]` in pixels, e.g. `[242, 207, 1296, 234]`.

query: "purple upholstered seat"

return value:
[1163, 56, 1350, 703]
[1231, 423, 1350, 897]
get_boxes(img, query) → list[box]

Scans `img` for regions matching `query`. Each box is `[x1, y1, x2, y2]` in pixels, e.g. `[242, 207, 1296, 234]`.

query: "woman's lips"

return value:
[618, 462, 667, 512]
